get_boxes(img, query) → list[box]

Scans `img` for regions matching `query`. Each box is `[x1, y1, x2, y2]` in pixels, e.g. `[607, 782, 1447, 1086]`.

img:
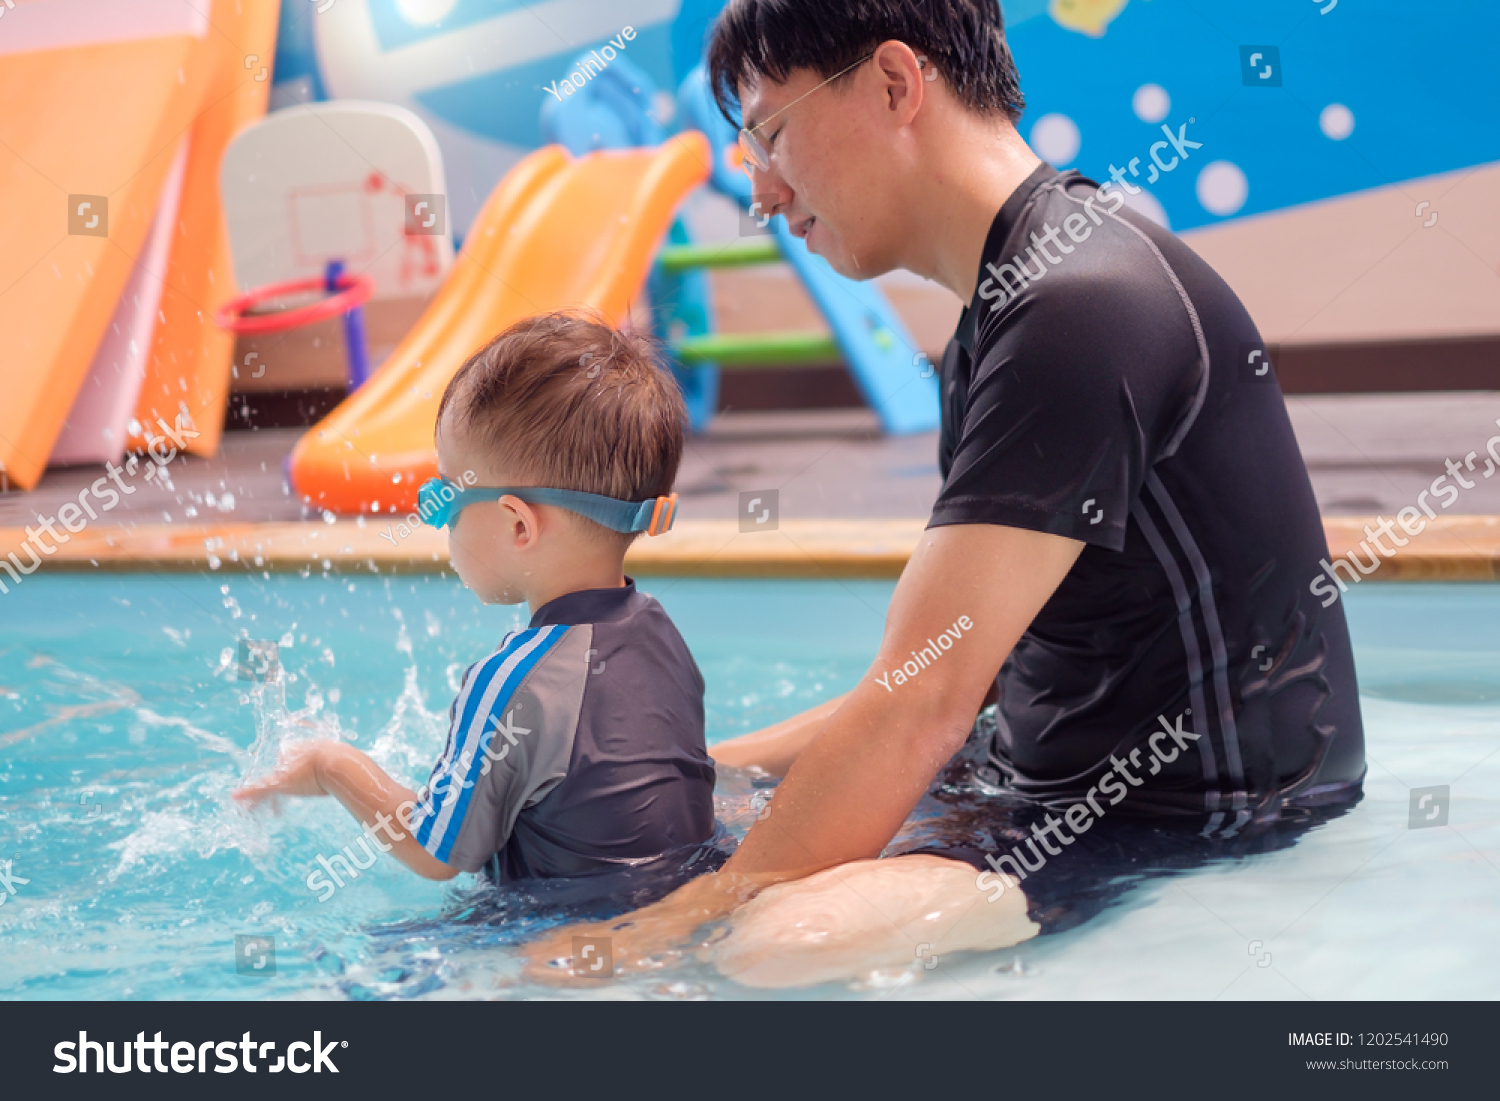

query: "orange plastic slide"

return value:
[289, 133, 712, 515]
[0, 33, 208, 490]
[126, 0, 279, 459]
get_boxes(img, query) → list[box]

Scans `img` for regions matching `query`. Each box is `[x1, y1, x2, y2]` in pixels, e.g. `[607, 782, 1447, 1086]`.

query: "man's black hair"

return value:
[707, 0, 1025, 126]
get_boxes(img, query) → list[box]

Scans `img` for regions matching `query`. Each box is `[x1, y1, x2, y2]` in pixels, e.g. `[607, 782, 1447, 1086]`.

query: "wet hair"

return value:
[437, 310, 685, 547]
[707, 0, 1025, 126]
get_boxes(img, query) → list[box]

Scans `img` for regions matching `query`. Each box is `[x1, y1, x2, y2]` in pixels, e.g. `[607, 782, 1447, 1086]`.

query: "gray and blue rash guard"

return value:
[409, 579, 716, 883]
[935, 163, 1365, 832]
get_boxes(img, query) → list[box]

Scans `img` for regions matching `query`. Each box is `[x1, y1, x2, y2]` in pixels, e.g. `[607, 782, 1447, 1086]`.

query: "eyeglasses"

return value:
[737, 52, 875, 176]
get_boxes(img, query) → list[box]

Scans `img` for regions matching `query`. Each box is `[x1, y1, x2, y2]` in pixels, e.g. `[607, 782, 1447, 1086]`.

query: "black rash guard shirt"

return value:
[932, 162, 1365, 834]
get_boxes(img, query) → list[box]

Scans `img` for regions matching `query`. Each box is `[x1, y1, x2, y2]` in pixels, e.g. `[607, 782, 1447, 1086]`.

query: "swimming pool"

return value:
[1, 573, 1496, 999]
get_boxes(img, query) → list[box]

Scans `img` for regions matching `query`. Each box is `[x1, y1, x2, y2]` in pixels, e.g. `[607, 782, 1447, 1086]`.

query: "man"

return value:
[530, 0, 1365, 981]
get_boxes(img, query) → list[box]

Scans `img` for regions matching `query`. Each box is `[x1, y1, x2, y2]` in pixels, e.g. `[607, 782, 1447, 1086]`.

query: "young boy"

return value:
[233, 311, 717, 886]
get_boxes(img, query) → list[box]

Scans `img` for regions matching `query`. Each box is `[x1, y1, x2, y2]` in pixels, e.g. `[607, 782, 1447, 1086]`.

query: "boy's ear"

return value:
[498, 494, 541, 547]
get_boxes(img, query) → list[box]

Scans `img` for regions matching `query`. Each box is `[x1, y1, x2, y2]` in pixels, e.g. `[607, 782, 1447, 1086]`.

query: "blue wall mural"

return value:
[269, 0, 1500, 235]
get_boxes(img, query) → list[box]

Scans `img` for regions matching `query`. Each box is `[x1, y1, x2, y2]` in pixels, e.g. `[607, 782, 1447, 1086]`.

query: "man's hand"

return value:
[712, 683, 1001, 775]
[709, 693, 849, 774]
[522, 869, 772, 982]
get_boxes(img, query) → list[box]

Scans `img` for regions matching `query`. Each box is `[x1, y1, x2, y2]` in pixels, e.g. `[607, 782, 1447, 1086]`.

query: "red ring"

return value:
[214, 273, 376, 334]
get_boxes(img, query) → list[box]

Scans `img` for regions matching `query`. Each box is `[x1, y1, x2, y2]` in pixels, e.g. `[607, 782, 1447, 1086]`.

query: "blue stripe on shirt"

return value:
[412, 625, 569, 862]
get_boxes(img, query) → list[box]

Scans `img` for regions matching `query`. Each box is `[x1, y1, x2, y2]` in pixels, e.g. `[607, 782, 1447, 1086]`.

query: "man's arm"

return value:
[711, 680, 1002, 775]
[233, 742, 458, 881]
[526, 521, 1083, 975]
[709, 693, 850, 774]
[725, 521, 1082, 876]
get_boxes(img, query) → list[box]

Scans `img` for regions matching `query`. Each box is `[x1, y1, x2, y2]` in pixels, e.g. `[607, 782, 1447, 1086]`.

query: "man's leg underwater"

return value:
[710, 853, 1038, 988]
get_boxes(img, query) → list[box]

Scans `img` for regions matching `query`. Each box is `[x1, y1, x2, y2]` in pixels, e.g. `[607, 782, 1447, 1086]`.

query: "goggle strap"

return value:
[645, 492, 678, 537]
[420, 480, 677, 534]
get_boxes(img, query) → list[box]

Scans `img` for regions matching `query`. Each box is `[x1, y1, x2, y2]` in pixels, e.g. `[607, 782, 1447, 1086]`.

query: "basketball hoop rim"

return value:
[214, 272, 377, 334]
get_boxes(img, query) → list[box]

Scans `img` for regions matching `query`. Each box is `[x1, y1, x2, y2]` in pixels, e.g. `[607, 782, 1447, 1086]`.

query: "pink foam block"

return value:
[50, 140, 189, 467]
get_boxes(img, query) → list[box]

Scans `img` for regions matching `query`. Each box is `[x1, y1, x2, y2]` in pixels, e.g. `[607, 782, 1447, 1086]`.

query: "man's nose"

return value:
[747, 164, 792, 218]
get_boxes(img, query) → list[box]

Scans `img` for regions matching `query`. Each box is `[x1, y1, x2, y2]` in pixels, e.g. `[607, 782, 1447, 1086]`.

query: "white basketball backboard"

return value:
[220, 99, 453, 301]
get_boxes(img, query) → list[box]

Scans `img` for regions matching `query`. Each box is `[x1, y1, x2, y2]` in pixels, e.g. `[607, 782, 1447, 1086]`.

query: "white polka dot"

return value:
[1122, 188, 1170, 229]
[651, 90, 677, 127]
[396, 0, 458, 25]
[1319, 103, 1355, 141]
[1030, 113, 1080, 167]
[1196, 160, 1248, 216]
[1132, 84, 1170, 124]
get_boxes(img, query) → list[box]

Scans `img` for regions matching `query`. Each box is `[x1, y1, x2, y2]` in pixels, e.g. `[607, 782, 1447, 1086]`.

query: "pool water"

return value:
[0, 573, 1496, 999]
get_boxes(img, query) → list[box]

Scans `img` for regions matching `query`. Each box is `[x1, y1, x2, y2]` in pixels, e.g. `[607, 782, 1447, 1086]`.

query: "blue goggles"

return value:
[417, 477, 679, 536]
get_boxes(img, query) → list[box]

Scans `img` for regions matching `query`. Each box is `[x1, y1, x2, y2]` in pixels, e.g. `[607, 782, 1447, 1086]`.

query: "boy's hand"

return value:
[232, 740, 458, 881]
[232, 741, 330, 811]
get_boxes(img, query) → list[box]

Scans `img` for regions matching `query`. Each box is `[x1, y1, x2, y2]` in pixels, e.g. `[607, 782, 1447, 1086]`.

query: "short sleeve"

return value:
[929, 271, 1201, 552]
[936, 333, 969, 483]
[408, 624, 585, 872]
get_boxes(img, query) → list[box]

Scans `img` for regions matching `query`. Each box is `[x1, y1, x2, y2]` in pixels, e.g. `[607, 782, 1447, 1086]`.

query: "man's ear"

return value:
[872, 39, 925, 126]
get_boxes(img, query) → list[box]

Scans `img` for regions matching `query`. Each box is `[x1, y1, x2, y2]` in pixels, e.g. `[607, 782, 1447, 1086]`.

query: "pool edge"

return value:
[1, 516, 1498, 580]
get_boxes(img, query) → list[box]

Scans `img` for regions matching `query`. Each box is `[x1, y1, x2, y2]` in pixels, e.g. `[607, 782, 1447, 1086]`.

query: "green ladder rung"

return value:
[657, 237, 783, 273]
[672, 330, 841, 368]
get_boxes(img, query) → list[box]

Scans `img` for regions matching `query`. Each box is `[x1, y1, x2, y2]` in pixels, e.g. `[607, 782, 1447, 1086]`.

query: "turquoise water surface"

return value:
[1, 573, 1496, 999]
